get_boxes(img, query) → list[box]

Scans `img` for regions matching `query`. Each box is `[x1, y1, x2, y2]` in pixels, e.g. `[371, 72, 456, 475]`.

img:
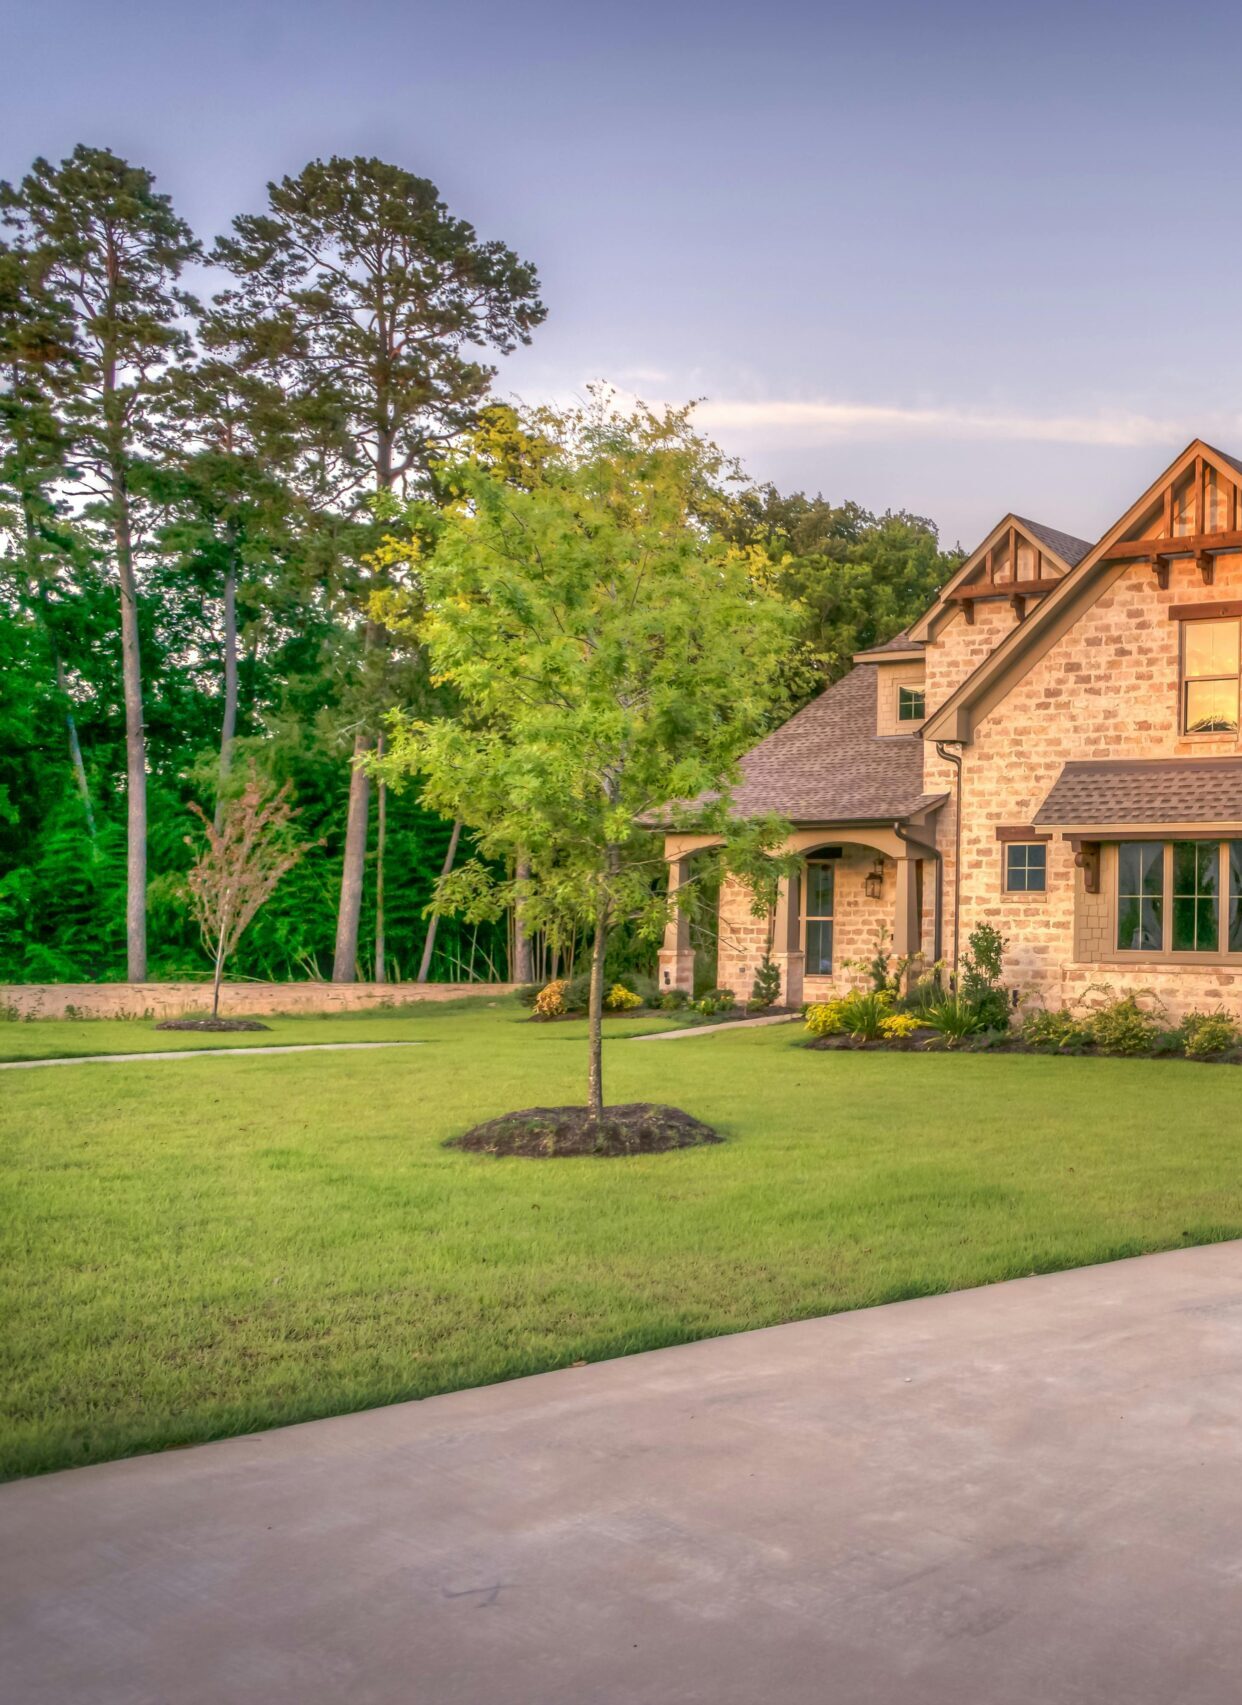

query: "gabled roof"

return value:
[1014, 517, 1093, 568]
[1035, 758, 1242, 829]
[852, 629, 925, 663]
[908, 512, 1089, 641]
[711, 665, 945, 824]
[922, 438, 1242, 744]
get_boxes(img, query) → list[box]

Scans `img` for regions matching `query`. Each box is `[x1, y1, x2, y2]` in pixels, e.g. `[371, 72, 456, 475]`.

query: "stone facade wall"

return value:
[715, 847, 894, 1005]
[0, 982, 517, 1021]
[941, 546, 1242, 1019]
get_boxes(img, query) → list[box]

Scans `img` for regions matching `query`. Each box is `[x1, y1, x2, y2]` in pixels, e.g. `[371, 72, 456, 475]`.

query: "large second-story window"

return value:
[1182, 618, 1240, 734]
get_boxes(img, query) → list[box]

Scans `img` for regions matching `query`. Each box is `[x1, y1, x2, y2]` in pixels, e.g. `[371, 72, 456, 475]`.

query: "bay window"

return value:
[1115, 840, 1242, 956]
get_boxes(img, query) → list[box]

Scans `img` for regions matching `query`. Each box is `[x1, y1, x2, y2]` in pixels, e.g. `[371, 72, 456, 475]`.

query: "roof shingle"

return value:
[711, 665, 943, 824]
[1034, 759, 1242, 826]
[1012, 517, 1093, 568]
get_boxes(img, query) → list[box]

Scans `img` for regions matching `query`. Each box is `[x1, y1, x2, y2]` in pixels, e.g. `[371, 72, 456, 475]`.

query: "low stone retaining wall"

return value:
[0, 982, 518, 1021]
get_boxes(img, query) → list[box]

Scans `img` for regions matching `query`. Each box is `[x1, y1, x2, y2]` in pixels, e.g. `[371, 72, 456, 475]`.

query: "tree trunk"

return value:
[214, 563, 239, 833]
[586, 900, 608, 1122]
[212, 940, 225, 1018]
[513, 855, 534, 983]
[33, 556, 97, 844]
[113, 475, 147, 982]
[374, 732, 387, 983]
[332, 733, 370, 981]
[418, 819, 461, 983]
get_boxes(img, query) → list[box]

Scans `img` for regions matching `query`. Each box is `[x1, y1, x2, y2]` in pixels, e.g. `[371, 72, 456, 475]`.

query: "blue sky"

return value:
[4, 0, 1240, 546]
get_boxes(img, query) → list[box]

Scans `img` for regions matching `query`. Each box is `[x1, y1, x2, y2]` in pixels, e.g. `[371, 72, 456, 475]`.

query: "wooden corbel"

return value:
[1197, 551, 1215, 586]
[962, 597, 975, 626]
[1151, 555, 1170, 590]
[1068, 837, 1101, 895]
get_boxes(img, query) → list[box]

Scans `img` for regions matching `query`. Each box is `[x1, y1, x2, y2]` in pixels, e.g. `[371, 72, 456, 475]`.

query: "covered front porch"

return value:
[659, 822, 940, 1008]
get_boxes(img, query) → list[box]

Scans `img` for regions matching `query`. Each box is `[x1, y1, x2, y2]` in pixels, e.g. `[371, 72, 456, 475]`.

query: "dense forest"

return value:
[0, 144, 962, 987]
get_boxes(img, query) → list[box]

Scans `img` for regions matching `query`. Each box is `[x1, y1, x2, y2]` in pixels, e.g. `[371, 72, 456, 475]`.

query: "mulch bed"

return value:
[448, 1102, 723, 1158]
[154, 1018, 272, 1033]
[805, 1027, 939, 1052]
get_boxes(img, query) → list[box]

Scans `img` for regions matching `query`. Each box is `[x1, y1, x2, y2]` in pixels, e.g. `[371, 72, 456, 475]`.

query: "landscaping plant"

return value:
[694, 987, 737, 1016]
[748, 955, 783, 1011]
[377, 397, 796, 1132]
[1178, 1009, 1239, 1060]
[185, 767, 318, 1019]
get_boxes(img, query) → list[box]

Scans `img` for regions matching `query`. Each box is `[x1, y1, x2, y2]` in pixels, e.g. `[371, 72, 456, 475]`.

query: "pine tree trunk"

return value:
[418, 819, 461, 982]
[214, 564, 239, 833]
[586, 900, 608, 1122]
[374, 733, 387, 983]
[113, 475, 148, 982]
[513, 855, 534, 982]
[332, 733, 370, 982]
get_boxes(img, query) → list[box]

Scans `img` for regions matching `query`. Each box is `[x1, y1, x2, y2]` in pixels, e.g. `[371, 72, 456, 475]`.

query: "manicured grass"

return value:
[3, 999, 1241, 1481]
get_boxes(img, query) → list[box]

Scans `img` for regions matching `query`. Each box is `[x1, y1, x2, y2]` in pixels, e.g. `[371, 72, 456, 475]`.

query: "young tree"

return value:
[1, 147, 201, 979]
[379, 399, 796, 1119]
[185, 765, 317, 1018]
[210, 155, 546, 982]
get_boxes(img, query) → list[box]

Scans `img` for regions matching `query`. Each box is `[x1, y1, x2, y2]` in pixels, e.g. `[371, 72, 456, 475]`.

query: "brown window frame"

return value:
[803, 858, 836, 975]
[1180, 616, 1241, 736]
[897, 685, 925, 723]
[1108, 839, 1242, 962]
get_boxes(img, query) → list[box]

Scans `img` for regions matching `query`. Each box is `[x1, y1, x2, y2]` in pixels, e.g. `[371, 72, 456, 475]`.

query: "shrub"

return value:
[1020, 1006, 1090, 1053]
[562, 973, 593, 1013]
[879, 1011, 922, 1041]
[604, 982, 643, 1012]
[533, 979, 567, 1018]
[958, 922, 1012, 1033]
[1084, 994, 1162, 1056]
[1179, 1009, 1240, 1060]
[694, 987, 737, 1016]
[657, 988, 689, 1011]
[804, 989, 893, 1041]
[748, 955, 782, 1011]
[804, 1000, 846, 1037]
[514, 983, 543, 1009]
[924, 993, 990, 1046]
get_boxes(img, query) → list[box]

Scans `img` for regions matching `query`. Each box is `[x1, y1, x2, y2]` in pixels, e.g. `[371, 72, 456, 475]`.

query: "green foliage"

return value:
[804, 989, 894, 1041]
[720, 486, 963, 706]
[879, 1011, 923, 1040]
[1178, 1009, 1240, 1060]
[924, 993, 991, 1046]
[1020, 1006, 1091, 1053]
[1082, 993, 1164, 1056]
[604, 982, 643, 1012]
[693, 987, 737, 1016]
[658, 988, 690, 1011]
[958, 922, 1011, 1032]
[748, 955, 782, 1011]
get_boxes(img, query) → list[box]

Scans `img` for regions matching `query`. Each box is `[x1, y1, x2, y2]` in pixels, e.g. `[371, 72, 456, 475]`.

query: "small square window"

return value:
[897, 686, 925, 722]
[1005, 842, 1047, 893]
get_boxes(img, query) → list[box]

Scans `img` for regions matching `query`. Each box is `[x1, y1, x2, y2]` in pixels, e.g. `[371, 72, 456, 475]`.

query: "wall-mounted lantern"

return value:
[863, 859, 885, 901]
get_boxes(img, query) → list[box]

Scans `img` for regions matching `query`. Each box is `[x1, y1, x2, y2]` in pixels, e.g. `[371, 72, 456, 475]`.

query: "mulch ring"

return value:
[448, 1102, 723, 1158]
[154, 1018, 272, 1033]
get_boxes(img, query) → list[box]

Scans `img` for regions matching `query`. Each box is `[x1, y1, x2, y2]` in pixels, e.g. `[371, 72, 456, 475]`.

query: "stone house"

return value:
[659, 439, 1242, 1019]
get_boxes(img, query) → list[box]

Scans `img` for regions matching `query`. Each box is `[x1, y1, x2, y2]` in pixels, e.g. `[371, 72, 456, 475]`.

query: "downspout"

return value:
[893, 819, 942, 969]
[934, 741, 965, 985]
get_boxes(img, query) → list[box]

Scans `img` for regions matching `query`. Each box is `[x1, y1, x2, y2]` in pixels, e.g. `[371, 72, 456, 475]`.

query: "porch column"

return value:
[771, 871, 804, 1007]
[893, 855, 920, 959]
[657, 855, 695, 993]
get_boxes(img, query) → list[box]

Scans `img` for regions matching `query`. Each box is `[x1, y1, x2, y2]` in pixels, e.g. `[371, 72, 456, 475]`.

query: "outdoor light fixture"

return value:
[864, 860, 884, 900]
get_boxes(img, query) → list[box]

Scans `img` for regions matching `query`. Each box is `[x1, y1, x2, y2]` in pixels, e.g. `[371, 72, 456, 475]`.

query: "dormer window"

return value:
[1181, 617, 1240, 734]
[898, 686, 925, 722]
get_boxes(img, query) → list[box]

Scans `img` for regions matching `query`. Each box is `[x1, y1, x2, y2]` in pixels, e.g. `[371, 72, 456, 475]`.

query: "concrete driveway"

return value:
[4, 1241, 1242, 1705]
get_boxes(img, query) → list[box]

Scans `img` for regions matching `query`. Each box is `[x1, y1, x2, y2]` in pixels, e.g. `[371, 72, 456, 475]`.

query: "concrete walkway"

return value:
[4, 1242, 1242, 1705]
[0, 1041, 422, 1070]
[633, 1011, 801, 1040]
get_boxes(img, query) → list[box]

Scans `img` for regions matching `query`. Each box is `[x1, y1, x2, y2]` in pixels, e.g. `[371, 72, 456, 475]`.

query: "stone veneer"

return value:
[0, 982, 517, 1021]
[936, 545, 1242, 1020]
[715, 846, 897, 1006]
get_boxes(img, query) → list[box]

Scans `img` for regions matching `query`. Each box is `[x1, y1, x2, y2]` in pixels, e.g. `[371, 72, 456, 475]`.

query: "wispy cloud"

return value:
[691, 398, 1195, 448]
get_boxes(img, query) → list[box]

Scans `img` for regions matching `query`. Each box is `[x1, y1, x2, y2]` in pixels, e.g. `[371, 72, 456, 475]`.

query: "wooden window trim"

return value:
[1103, 840, 1242, 965]
[1002, 842, 1049, 898]
[1179, 616, 1241, 737]
[995, 825, 1052, 843]
[803, 858, 836, 976]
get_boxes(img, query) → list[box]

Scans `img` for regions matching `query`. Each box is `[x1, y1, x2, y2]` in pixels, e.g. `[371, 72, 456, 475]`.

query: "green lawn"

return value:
[3, 998, 1241, 1481]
